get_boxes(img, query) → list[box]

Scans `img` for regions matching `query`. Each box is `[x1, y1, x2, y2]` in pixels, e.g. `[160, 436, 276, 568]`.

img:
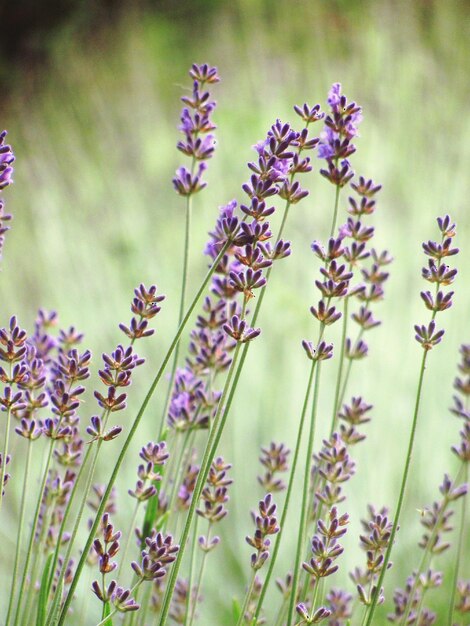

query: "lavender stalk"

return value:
[57, 240, 230, 624]
[160, 64, 220, 437]
[364, 215, 459, 624]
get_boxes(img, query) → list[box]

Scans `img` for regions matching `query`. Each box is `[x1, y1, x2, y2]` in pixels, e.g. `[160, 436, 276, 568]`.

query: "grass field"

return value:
[1, 1, 470, 622]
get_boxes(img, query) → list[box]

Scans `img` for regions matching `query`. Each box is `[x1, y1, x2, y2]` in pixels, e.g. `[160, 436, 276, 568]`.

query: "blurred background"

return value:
[1, 0, 470, 622]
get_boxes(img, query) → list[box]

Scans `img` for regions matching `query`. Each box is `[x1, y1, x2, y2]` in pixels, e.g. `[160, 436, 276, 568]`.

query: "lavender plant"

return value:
[0, 63, 468, 626]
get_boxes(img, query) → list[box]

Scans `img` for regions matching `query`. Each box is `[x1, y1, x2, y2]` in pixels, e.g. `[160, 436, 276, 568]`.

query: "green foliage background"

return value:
[1, 0, 470, 622]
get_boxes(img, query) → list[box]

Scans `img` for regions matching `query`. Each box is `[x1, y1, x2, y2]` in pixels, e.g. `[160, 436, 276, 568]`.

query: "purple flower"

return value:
[303, 506, 349, 579]
[318, 85, 361, 188]
[0, 131, 14, 191]
[173, 64, 219, 196]
[223, 315, 261, 343]
[246, 493, 280, 570]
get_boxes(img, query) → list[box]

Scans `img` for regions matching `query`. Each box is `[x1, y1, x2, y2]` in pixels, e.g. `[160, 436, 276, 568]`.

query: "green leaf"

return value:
[37, 553, 54, 626]
[232, 597, 241, 622]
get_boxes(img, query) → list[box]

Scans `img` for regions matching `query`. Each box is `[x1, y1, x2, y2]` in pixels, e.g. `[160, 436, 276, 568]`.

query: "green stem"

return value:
[13, 438, 54, 626]
[399, 464, 465, 625]
[287, 362, 322, 626]
[166, 430, 193, 529]
[329, 296, 349, 437]
[46, 443, 93, 617]
[0, 404, 12, 511]
[117, 499, 141, 581]
[57, 242, 229, 624]
[329, 183, 341, 239]
[159, 339, 244, 623]
[6, 439, 33, 625]
[159, 190, 194, 438]
[448, 463, 468, 625]
[251, 359, 316, 623]
[185, 517, 202, 626]
[364, 349, 429, 626]
[310, 580, 320, 617]
[336, 296, 371, 413]
[51, 423, 109, 622]
[128, 580, 144, 626]
[236, 570, 257, 626]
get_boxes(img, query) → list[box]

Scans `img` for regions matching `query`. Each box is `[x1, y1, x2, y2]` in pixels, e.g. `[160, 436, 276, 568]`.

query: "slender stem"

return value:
[159, 339, 244, 623]
[447, 463, 468, 625]
[363, 349, 429, 626]
[236, 570, 257, 626]
[310, 580, 320, 617]
[46, 443, 93, 615]
[287, 362, 322, 625]
[329, 296, 349, 437]
[22, 494, 56, 626]
[13, 438, 54, 626]
[329, 184, 341, 239]
[412, 588, 427, 625]
[251, 359, 316, 623]
[117, 500, 141, 581]
[58, 242, 229, 624]
[101, 572, 107, 621]
[159, 190, 194, 438]
[185, 517, 201, 626]
[0, 404, 12, 511]
[51, 422, 109, 620]
[336, 297, 370, 413]
[95, 587, 145, 626]
[6, 439, 33, 626]
[398, 463, 465, 625]
[166, 430, 193, 529]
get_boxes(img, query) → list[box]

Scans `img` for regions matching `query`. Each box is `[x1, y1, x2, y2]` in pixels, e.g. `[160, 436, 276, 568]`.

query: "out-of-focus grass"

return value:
[1, 1, 470, 622]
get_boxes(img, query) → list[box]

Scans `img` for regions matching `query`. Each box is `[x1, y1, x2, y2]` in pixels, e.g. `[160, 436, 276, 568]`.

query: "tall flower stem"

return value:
[159, 338, 244, 623]
[310, 581, 321, 619]
[48, 412, 112, 623]
[329, 181, 341, 239]
[329, 296, 349, 436]
[236, 570, 257, 626]
[363, 349, 428, 625]
[287, 362, 323, 626]
[46, 444, 93, 597]
[12, 437, 54, 626]
[159, 176, 297, 622]
[447, 463, 468, 625]
[186, 517, 203, 626]
[0, 404, 12, 511]
[399, 463, 465, 625]
[165, 429, 194, 530]
[159, 190, 194, 438]
[337, 321, 367, 412]
[57, 242, 230, 624]
[5, 439, 33, 625]
[251, 359, 317, 623]
[117, 500, 141, 581]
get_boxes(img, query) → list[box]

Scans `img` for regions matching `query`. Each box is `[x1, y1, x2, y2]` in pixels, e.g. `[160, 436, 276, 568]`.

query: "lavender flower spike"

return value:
[173, 64, 220, 195]
[0, 131, 14, 190]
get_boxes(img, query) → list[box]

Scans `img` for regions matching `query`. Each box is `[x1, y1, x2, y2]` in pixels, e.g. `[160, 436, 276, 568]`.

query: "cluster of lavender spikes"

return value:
[0, 63, 468, 626]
